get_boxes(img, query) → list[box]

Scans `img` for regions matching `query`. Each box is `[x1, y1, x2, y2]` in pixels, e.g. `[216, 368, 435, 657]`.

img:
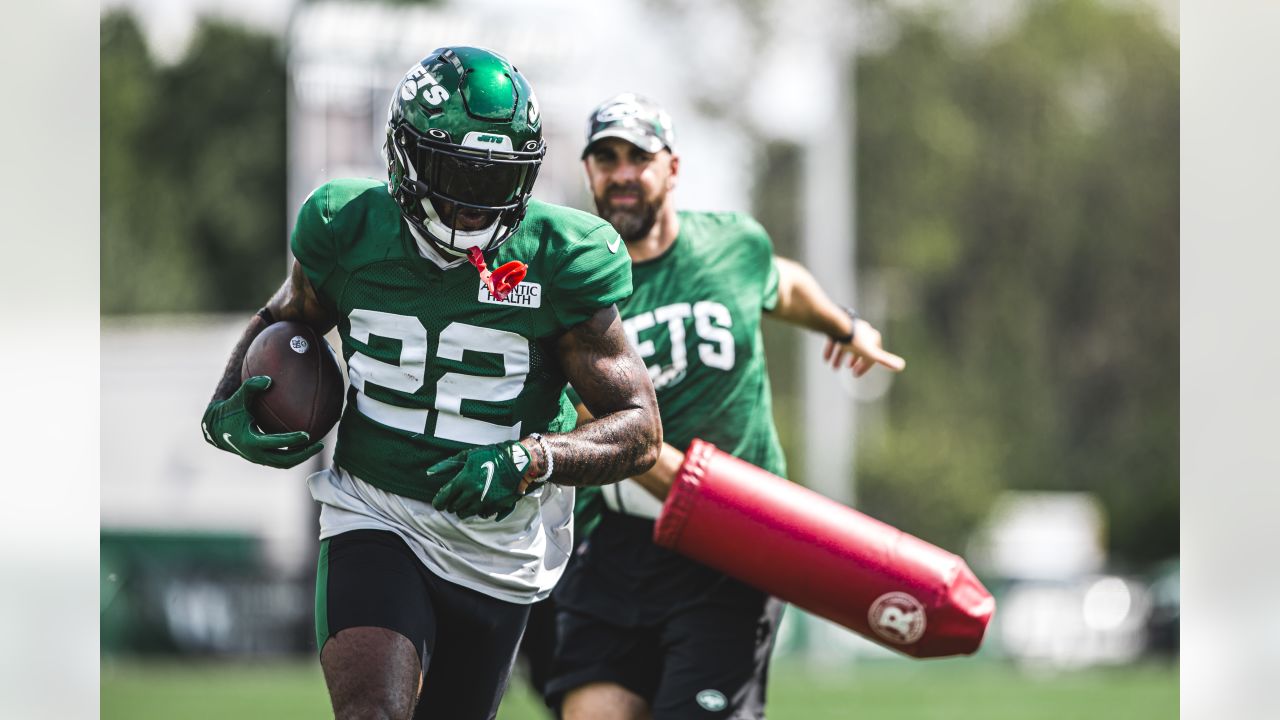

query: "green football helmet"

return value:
[385, 46, 545, 259]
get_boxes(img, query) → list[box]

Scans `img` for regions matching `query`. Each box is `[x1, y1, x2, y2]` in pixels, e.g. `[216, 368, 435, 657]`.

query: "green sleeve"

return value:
[549, 223, 633, 328]
[565, 385, 582, 408]
[573, 486, 604, 541]
[762, 255, 780, 311]
[288, 184, 339, 291]
[739, 216, 780, 311]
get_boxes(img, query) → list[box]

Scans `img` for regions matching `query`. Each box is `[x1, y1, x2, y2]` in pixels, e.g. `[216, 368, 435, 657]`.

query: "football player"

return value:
[545, 94, 904, 720]
[199, 49, 661, 720]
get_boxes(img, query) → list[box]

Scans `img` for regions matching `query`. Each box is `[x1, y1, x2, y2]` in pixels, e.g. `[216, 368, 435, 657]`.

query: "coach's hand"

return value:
[428, 440, 531, 521]
[823, 317, 906, 378]
[200, 375, 324, 469]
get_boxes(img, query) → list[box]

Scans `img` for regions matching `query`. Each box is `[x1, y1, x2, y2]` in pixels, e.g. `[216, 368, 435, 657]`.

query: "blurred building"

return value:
[968, 492, 1169, 667]
[101, 316, 321, 654]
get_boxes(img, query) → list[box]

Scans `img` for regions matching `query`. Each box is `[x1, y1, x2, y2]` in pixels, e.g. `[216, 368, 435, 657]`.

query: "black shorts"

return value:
[516, 592, 559, 706]
[315, 529, 531, 720]
[546, 595, 785, 719]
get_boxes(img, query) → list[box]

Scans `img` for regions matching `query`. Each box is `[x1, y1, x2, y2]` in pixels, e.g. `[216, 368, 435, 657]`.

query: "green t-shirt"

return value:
[573, 485, 603, 540]
[290, 178, 632, 501]
[571, 210, 786, 478]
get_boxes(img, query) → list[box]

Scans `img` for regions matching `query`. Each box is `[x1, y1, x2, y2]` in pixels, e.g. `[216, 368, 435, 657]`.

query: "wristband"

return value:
[830, 306, 859, 344]
[525, 432, 554, 486]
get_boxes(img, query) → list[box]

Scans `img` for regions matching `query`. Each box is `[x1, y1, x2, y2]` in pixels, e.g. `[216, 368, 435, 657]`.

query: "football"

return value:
[241, 321, 345, 440]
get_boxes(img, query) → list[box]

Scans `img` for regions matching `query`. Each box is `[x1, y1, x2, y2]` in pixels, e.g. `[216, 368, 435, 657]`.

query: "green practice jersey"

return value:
[290, 178, 631, 501]
[555, 210, 787, 623]
[573, 210, 785, 478]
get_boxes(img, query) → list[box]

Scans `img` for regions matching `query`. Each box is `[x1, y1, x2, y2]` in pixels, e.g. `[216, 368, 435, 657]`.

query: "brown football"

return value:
[241, 321, 345, 440]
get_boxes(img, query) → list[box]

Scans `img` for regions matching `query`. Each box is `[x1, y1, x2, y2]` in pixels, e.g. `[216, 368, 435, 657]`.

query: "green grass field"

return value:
[101, 658, 1177, 719]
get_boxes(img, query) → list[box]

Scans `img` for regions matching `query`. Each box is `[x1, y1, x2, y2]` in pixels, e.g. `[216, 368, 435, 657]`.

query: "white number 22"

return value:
[346, 309, 529, 444]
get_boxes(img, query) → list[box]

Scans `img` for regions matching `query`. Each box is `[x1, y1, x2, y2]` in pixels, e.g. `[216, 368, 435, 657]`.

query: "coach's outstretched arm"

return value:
[768, 256, 906, 377]
[200, 261, 337, 468]
[587, 257, 908, 504]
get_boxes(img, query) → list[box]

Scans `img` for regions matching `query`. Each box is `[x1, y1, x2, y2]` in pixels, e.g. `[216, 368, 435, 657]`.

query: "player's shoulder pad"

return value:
[294, 178, 398, 260]
[301, 178, 393, 225]
[516, 201, 631, 327]
[522, 199, 625, 258]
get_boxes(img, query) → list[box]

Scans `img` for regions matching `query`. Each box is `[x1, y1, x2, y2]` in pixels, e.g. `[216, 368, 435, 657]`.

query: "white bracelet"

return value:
[526, 432, 554, 485]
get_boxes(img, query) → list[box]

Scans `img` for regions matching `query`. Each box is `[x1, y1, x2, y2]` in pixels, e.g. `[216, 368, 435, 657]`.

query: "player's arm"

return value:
[526, 304, 662, 487]
[429, 304, 660, 519]
[200, 261, 337, 468]
[767, 255, 906, 377]
[209, 261, 336, 402]
[574, 403, 683, 502]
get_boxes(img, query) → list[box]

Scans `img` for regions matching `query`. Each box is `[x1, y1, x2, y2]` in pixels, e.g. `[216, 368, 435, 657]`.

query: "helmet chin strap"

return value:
[407, 223, 467, 270]
[420, 197, 507, 257]
[411, 198, 526, 300]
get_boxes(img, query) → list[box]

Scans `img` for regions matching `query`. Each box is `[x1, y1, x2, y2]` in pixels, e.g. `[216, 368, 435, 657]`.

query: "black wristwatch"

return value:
[830, 306, 859, 344]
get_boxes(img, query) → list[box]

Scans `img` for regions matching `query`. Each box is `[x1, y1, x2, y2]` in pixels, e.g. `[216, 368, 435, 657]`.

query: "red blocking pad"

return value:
[654, 440, 995, 658]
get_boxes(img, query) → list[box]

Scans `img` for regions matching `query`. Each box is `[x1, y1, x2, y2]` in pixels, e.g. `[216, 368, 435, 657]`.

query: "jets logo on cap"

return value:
[597, 100, 643, 123]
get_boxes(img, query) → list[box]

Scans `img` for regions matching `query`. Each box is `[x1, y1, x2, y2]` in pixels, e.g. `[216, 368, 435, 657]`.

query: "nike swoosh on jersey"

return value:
[606, 235, 622, 254]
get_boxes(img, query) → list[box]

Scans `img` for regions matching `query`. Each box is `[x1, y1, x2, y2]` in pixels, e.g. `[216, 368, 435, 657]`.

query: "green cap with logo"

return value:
[582, 93, 677, 158]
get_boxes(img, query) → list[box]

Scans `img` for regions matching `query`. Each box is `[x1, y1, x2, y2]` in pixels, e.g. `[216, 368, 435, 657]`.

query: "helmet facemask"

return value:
[387, 122, 544, 260]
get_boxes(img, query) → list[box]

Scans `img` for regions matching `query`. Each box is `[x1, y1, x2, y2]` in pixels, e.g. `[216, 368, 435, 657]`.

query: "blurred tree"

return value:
[855, 0, 1178, 565]
[101, 12, 286, 314]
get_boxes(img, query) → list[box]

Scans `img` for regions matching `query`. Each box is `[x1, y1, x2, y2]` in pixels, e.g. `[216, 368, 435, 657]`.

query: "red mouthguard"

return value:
[466, 247, 527, 302]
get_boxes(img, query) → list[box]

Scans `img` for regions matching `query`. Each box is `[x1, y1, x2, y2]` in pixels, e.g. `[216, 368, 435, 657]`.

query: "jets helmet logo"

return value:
[528, 93, 541, 124]
[400, 64, 449, 105]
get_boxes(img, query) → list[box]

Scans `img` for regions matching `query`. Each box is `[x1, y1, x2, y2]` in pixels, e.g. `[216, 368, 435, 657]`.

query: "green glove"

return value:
[428, 440, 531, 520]
[200, 375, 324, 469]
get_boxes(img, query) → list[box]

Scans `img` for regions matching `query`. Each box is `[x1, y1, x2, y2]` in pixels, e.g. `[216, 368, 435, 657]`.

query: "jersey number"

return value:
[346, 309, 529, 445]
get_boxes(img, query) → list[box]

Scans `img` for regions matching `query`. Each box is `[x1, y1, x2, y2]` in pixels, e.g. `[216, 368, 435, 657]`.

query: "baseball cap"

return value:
[582, 93, 677, 158]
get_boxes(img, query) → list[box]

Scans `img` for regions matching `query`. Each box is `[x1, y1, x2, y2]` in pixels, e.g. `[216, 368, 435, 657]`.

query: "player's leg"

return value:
[649, 594, 785, 720]
[411, 570, 532, 720]
[549, 608, 660, 720]
[562, 682, 650, 720]
[316, 530, 436, 720]
[322, 627, 421, 720]
[521, 494, 597, 712]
